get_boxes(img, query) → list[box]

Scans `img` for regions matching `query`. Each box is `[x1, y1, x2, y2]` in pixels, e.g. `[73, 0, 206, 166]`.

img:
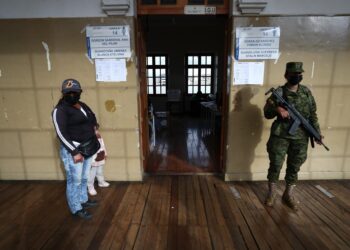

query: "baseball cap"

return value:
[61, 79, 82, 94]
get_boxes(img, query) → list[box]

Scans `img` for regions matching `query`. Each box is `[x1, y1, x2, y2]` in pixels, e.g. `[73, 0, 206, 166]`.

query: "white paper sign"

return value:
[89, 37, 130, 48]
[95, 58, 127, 82]
[233, 61, 265, 85]
[236, 27, 280, 38]
[86, 25, 131, 59]
[90, 48, 131, 59]
[235, 27, 280, 60]
[86, 26, 129, 37]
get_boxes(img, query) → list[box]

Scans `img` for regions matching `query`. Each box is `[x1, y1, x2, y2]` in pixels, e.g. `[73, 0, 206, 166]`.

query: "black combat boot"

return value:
[265, 182, 277, 207]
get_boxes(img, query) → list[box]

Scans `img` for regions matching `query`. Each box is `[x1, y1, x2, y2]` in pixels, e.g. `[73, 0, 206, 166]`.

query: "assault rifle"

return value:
[265, 87, 329, 151]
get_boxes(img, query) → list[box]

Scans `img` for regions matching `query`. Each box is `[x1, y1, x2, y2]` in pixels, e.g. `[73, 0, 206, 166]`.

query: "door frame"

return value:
[136, 15, 232, 174]
[218, 16, 232, 173]
[135, 17, 149, 171]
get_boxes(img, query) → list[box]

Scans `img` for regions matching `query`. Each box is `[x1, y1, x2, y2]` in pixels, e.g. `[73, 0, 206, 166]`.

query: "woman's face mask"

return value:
[64, 92, 81, 105]
[288, 74, 303, 85]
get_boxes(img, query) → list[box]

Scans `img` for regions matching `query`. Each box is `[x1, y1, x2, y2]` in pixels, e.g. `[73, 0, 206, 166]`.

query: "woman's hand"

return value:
[73, 153, 84, 163]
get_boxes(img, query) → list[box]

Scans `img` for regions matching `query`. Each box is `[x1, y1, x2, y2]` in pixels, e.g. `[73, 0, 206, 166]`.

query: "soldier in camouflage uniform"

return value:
[263, 62, 322, 211]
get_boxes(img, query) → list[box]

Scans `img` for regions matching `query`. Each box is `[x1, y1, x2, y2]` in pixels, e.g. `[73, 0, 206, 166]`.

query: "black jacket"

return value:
[52, 99, 98, 156]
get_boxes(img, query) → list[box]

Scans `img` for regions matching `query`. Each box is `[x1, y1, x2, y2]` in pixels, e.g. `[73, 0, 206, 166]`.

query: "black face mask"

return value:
[288, 75, 303, 85]
[64, 93, 80, 105]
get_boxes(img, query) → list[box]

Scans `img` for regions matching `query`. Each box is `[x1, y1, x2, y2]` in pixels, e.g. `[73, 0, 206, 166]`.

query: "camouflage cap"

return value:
[286, 62, 304, 73]
[61, 79, 82, 94]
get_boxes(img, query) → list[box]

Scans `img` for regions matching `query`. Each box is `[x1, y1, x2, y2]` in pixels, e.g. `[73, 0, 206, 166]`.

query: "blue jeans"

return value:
[60, 144, 92, 214]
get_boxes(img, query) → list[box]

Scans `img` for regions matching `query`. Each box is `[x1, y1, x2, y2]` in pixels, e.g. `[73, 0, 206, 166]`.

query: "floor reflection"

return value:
[147, 115, 219, 174]
[186, 128, 210, 167]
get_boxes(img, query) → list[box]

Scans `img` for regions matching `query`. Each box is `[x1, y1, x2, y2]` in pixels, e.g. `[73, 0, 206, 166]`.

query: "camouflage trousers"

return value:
[267, 135, 308, 185]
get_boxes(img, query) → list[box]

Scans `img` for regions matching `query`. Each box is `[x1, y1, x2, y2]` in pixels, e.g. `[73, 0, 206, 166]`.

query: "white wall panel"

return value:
[233, 0, 350, 16]
[0, 0, 135, 19]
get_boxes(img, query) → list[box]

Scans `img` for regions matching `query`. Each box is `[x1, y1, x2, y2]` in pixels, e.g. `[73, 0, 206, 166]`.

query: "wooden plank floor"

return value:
[0, 177, 349, 249]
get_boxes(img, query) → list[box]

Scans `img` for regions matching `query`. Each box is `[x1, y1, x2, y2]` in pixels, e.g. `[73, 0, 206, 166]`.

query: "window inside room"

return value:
[186, 54, 213, 94]
[146, 55, 168, 95]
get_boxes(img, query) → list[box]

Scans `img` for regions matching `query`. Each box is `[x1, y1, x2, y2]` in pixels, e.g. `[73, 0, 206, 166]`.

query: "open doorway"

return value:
[139, 15, 229, 174]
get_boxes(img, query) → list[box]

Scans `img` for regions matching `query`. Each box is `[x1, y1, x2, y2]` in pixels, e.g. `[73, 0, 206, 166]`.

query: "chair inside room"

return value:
[166, 89, 183, 114]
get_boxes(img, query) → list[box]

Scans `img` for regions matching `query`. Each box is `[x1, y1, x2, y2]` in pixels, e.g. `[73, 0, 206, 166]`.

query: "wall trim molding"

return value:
[224, 172, 349, 181]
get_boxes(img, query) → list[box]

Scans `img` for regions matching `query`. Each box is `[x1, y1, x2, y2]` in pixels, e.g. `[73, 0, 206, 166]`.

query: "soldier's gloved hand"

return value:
[277, 106, 290, 119]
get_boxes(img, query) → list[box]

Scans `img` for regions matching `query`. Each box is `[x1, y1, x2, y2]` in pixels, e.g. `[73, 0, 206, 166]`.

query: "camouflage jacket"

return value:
[264, 84, 320, 139]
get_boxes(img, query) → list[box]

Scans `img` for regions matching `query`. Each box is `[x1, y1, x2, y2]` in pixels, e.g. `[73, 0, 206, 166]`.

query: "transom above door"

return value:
[137, 0, 229, 15]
